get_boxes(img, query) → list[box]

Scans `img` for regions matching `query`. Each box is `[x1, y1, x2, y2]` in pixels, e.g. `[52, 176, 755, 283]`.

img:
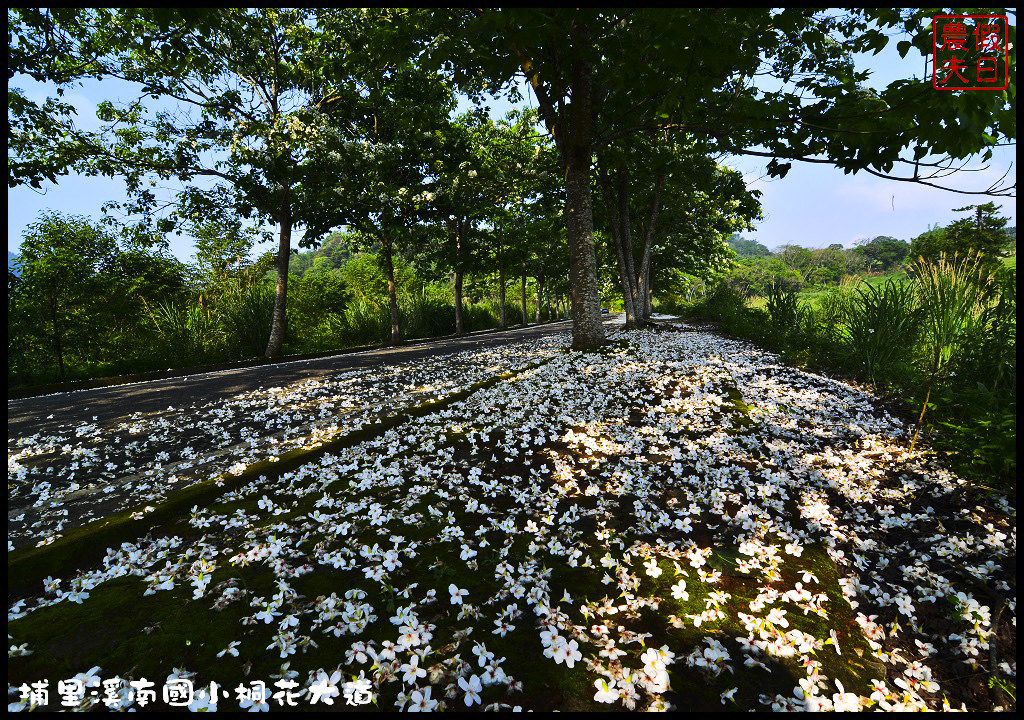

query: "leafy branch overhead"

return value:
[6, 8, 1016, 357]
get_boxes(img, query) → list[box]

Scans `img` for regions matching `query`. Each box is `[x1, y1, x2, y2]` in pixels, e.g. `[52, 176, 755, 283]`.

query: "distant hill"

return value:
[8, 251, 19, 276]
[727, 235, 771, 257]
[290, 231, 354, 277]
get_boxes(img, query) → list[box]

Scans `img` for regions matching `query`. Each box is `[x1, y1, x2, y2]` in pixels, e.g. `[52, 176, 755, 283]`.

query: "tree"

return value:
[15, 9, 1014, 353]
[649, 166, 760, 294]
[427, 110, 499, 336]
[595, 142, 662, 327]
[809, 244, 848, 284]
[9, 8, 366, 357]
[433, 10, 626, 347]
[288, 261, 349, 348]
[853, 236, 909, 272]
[8, 8, 124, 189]
[910, 225, 948, 263]
[778, 245, 814, 279]
[11, 212, 119, 381]
[727, 256, 802, 298]
[911, 204, 1011, 263]
[483, 109, 551, 330]
[326, 63, 453, 344]
[341, 251, 413, 307]
[728, 235, 771, 257]
[191, 211, 257, 290]
[429, 8, 1014, 348]
[597, 136, 760, 325]
[944, 202, 1011, 261]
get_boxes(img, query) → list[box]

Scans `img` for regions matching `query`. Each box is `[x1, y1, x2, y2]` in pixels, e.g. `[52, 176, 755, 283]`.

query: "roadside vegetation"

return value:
[663, 205, 1016, 493]
[7, 211, 574, 388]
[7, 8, 1016, 714]
[8, 328, 1016, 711]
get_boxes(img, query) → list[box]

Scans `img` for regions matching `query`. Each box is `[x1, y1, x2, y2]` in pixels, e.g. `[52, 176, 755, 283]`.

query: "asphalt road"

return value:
[8, 317, 626, 439]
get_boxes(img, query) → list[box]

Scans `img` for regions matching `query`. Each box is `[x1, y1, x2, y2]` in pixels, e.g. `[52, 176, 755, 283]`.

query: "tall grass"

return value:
[816, 285, 855, 345]
[149, 298, 223, 364]
[341, 298, 391, 345]
[219, 282, 275, 358]
[677, 253, 1015, 491]
[764, 281, 798, 332]
[845, 278, 920, 389]
[336, 294, 502, 347]
[908, 253, 995, 450]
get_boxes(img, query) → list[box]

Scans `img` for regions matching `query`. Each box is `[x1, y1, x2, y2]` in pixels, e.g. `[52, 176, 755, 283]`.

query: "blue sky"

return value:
[8, 15, 1016, 262]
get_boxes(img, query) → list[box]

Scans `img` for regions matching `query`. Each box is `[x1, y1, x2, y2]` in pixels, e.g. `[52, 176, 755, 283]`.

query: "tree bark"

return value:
[597, 162, 637, 326]
[616, 165, 644, 326]
[644, 258, 653, 319]
[536, 271, 544, 323]
[635, 173, 665, 323]
[382, 234, 401, 345]
[454, 220, 465, 336]
[563, 26, 605, 349]
[511, 19, 603, 348]
[50, 293, 65, 382]
[454, 269, 464, 335]
[498, 248, 507, 330]
[520, 261, 528, 326]
[264, 189, 292, 358]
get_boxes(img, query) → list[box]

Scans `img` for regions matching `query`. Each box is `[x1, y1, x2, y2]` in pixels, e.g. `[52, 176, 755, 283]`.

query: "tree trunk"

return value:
[50, 293, 66, 382]
[598, 163, 634, 327]
[520, 262, 528, 326]
[597, 162, 637, 326]
[498, 256, 507, 330]
[382, 234, 401, 345]
[563, 32, 605, 350]
[513, 19, 602, 347]
[264, 191, 292, 358]
[454, 268, 464, 336]
[644, 259, 653, 319]
[616, 165, 645, 327]
[635, 174, 665, 323]
[454, 221, 465, 336]
[535, 271, 544, 323]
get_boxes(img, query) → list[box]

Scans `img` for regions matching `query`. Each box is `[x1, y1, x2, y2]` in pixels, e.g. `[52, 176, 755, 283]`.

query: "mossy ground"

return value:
[8, 331, 1010, 712]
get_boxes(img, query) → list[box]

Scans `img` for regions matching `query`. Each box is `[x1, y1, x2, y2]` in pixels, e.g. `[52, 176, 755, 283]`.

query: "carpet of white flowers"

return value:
[8, 339, 560, 551]
[7, 325, 1016, 712]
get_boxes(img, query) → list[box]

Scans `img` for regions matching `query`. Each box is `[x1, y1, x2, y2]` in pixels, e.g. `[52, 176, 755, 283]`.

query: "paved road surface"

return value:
[8, 317, 628, 438]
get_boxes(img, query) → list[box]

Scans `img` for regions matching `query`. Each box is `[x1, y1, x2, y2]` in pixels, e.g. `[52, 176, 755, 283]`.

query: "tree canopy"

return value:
[8, 8, 1016, 352]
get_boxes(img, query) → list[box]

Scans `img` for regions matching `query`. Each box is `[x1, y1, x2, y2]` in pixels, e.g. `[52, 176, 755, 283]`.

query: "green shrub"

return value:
[764, 281, 798, 332]
[707, 281, 747, 324]
[817, 285, 855, 343]
[463, 302, 499, 333]
[219, 282, 275, 358]
[674, 256, 1015, 490]
[844, 278, 921, 389]
[911, 252, 995, 384]
[401, 294, 455, 339]
[341, 298, 391, 346]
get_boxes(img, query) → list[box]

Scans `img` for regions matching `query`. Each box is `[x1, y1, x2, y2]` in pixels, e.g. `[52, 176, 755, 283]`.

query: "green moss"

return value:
[8, 345, 905, 712]
[8, 359, 555, 603]
[9, 576, 250, 689]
